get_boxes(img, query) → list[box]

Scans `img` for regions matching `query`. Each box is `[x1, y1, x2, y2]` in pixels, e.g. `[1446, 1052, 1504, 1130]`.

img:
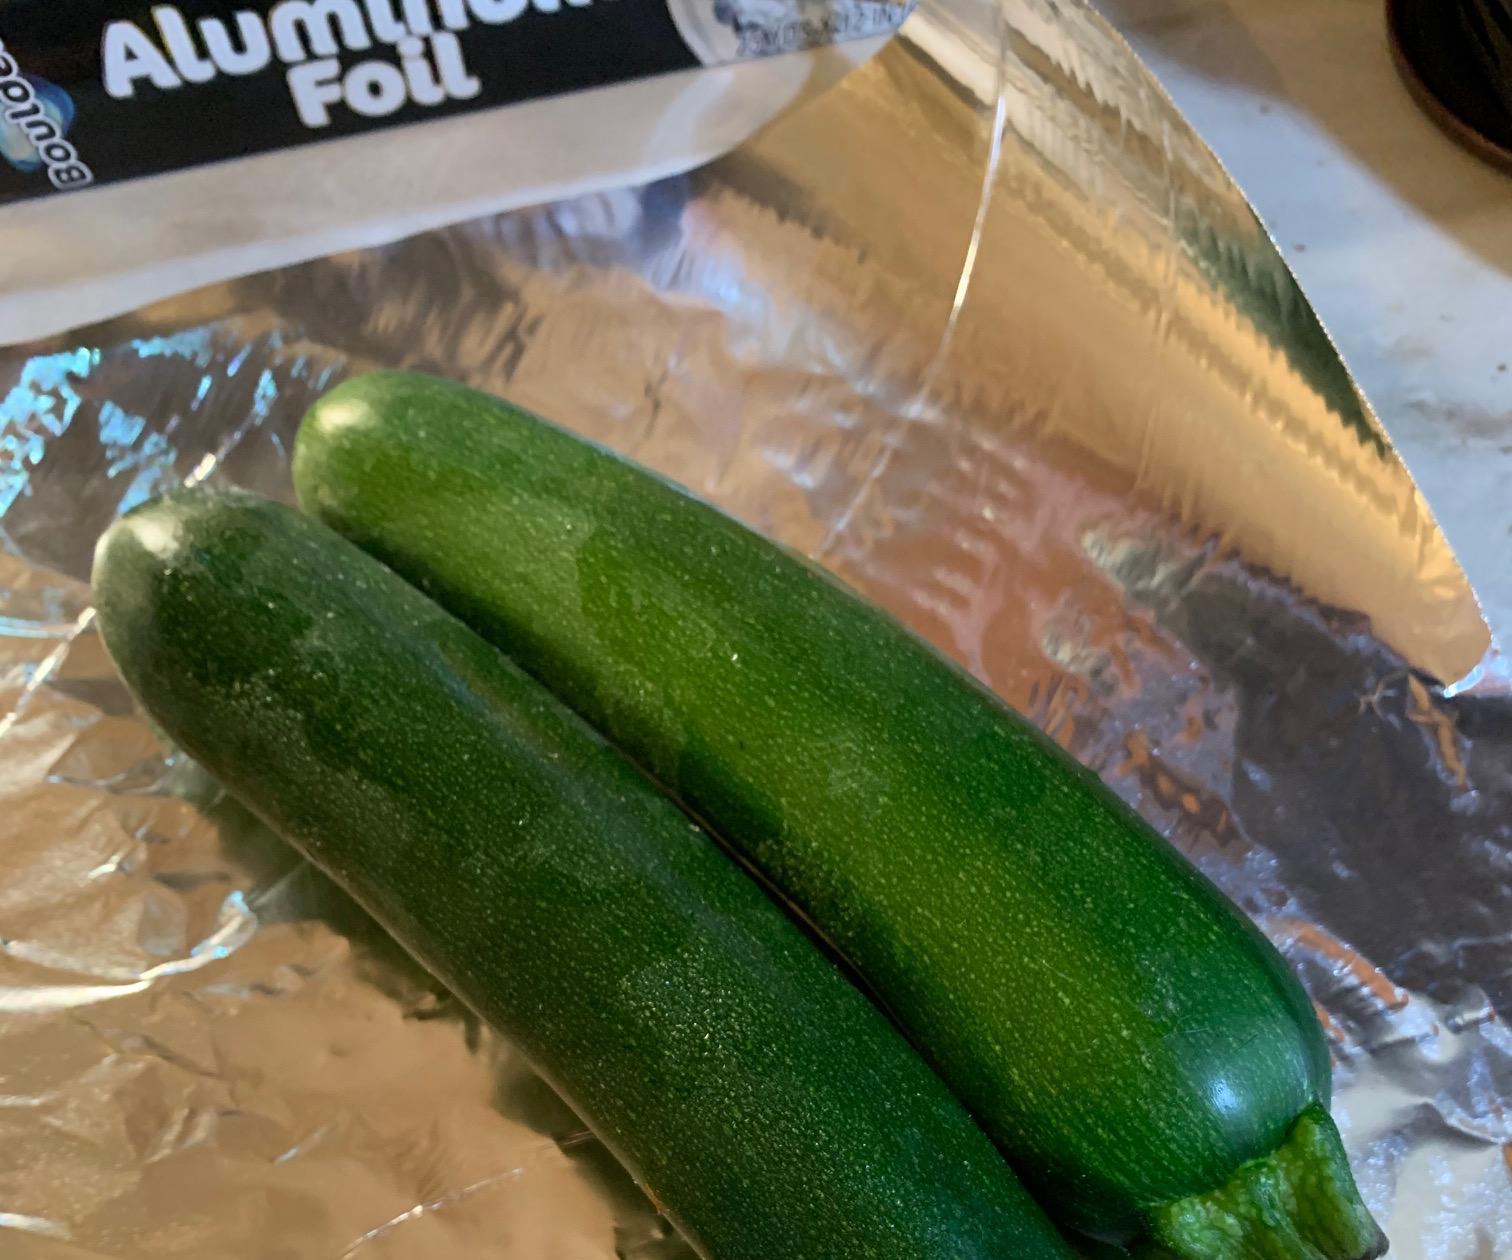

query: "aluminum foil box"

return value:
[0, 0, 905, 341]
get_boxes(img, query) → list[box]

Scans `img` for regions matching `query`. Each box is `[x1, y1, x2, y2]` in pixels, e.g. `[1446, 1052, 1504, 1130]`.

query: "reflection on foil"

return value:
[0, 0, 1507, 1256]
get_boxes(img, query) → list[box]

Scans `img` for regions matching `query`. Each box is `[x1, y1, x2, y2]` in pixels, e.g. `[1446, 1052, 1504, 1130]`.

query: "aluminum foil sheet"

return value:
[2, 0, 1509, 1256]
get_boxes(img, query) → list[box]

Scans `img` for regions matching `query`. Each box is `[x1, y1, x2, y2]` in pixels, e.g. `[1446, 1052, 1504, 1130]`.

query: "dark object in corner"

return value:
[1389, 0, 1512, 173]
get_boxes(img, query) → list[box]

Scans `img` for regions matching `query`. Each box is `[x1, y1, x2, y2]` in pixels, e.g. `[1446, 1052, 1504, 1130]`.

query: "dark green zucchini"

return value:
[294, 371, 1387, 1260]
[92, 489, 1081, 1260]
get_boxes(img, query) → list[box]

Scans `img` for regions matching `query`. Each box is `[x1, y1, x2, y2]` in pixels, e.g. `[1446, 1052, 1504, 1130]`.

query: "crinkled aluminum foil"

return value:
[2, 0, 1509, 1256]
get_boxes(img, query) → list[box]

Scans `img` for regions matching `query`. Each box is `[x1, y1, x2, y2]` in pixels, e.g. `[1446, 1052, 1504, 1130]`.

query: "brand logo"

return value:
[668, 0, 906, 65]
[102, 0, 607, 130]
[0, 41, 94, 189]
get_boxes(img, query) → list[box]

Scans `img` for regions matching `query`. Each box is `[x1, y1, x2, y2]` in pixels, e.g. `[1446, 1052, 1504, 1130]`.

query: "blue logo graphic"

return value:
[0, 76, 76, 173]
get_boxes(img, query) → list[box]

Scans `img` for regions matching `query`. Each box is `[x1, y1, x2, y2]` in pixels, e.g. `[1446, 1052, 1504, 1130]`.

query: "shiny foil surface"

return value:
[2, 0, 1509, 1256]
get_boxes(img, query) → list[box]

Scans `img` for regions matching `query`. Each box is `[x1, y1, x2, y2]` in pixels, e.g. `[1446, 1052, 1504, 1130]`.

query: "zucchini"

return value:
[92, 489, 1081, 1260]
[294, 371, 1388, 1260]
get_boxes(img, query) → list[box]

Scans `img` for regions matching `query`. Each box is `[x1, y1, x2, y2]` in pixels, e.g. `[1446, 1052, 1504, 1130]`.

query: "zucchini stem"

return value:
[1143, 1104, 1385, 1260]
